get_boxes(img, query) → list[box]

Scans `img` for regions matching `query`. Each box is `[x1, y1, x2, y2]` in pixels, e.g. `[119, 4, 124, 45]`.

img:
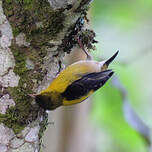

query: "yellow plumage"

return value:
[34, 51, 118, 110]
[41, 60, 103, 93]
[63, 91, 93, 106]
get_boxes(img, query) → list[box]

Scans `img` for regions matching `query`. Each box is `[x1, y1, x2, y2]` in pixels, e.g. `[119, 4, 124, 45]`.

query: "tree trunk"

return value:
[0, 0, 94, 151]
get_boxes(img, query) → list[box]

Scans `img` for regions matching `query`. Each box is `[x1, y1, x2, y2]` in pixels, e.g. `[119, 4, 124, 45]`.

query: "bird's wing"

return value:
[62, 69, 114, 101]
[44, 60, 101, 93]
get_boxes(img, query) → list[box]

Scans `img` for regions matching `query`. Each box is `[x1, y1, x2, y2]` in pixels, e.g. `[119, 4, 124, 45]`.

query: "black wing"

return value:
[61, 69, 114, 100]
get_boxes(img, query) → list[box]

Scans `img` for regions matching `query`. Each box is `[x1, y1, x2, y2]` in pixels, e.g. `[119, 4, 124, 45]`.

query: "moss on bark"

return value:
[3, 0, 65, 40]
[0, 0, 96, 135]
[1, 0, 65, 134]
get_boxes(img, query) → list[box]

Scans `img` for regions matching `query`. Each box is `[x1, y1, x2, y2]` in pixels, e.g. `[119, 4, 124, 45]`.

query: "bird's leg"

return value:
[75, 35, 92, 60]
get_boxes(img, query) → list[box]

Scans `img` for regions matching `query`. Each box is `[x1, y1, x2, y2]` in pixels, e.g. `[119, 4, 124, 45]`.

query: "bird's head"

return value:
[29, 93, 60, 110]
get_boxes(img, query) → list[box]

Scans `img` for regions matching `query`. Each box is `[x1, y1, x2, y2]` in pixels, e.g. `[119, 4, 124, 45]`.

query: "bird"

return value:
[32, 48, 118, 110]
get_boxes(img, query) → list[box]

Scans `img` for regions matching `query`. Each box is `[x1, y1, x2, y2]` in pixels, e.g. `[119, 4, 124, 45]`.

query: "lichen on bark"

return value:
[3, 0, 66, 40]
[1, 0, 64, 134]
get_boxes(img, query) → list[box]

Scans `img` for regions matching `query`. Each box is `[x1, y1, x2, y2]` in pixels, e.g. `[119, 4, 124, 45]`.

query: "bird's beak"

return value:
[102, 50, 119, 70]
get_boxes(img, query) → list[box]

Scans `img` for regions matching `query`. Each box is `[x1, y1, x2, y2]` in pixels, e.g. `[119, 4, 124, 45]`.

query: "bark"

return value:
[0, 0, 95, 151]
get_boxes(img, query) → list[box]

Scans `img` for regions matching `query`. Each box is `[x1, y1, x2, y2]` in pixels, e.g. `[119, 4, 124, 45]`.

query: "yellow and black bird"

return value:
[33, 49, 118, 110]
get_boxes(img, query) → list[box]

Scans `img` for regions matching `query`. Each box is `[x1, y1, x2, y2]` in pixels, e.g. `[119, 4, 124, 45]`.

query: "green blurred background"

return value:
[91, 0, 152, 151]
[44, 0, 152, 151]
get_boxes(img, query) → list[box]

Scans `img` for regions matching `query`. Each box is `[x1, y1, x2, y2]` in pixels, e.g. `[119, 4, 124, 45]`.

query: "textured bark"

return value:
[0, 0, 94, 151]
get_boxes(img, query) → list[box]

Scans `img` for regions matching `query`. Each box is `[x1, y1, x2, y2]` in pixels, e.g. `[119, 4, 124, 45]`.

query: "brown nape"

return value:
[35, 94, 61, 110]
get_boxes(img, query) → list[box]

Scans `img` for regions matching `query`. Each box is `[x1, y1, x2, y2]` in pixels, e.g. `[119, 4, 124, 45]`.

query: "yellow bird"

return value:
[34, 50, 118, 110]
